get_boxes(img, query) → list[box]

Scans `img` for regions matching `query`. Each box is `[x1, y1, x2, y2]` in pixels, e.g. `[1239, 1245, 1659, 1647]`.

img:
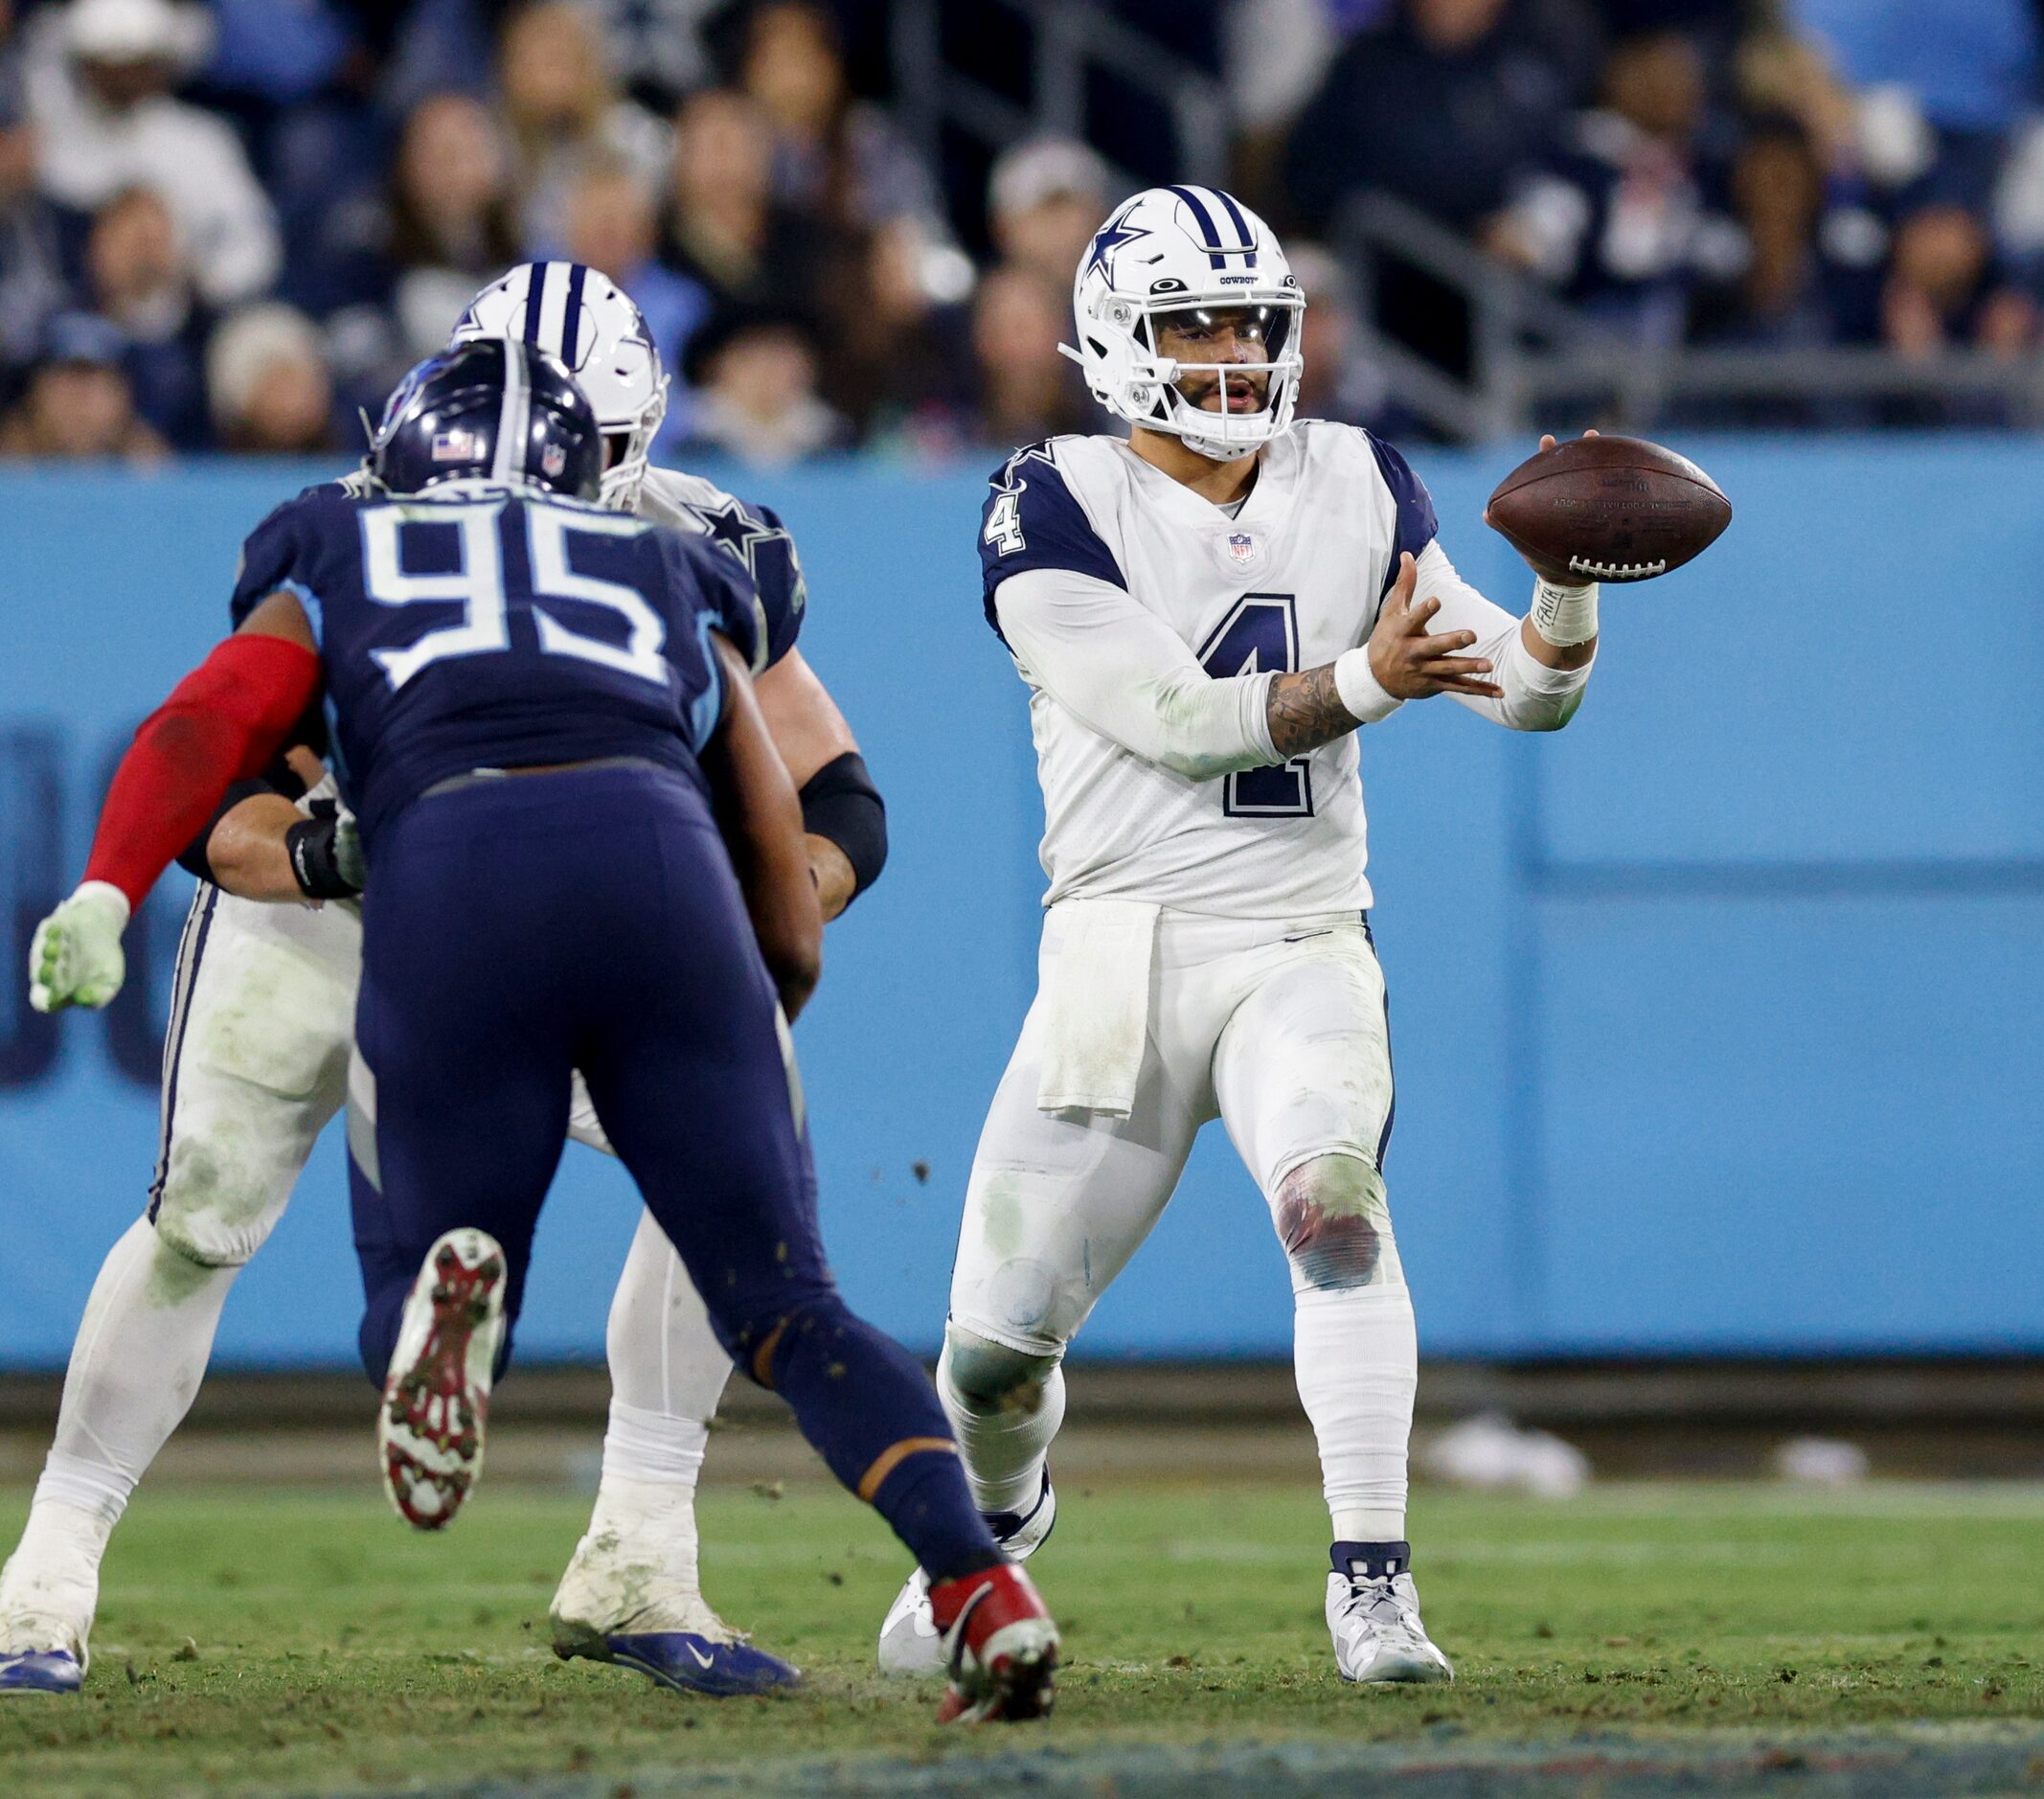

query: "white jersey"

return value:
[982, 422, 1493, 917]
[640, 467, 809, 671]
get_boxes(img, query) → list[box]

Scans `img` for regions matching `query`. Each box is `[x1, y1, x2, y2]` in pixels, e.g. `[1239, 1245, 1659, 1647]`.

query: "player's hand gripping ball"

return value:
[1486, 433, 1730, 583]
[28, 881, 131, 1013]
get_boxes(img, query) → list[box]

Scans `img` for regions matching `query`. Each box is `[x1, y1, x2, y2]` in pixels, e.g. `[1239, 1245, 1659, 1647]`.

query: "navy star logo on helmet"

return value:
[1082, 204, 1149, 285]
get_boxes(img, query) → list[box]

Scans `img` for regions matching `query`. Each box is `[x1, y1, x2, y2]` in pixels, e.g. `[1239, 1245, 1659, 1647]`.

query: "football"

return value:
[1485, 434, 1731, 583]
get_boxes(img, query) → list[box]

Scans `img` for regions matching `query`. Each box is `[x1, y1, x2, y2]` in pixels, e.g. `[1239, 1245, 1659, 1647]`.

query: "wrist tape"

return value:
[1530, 578, 1600, 648]
[1332, 648, 1402, 724]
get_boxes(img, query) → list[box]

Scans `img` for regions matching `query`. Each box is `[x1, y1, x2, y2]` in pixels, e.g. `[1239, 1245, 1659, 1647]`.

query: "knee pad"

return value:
[941, 1323, 1061, 1415]
[1271, 1153, 1405, 1292]
[149, 1151, 287, 1268]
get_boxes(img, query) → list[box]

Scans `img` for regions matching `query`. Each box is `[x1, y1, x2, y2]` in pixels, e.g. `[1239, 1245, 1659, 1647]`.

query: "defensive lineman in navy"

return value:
[25, 339, 1060, 1725]
[0, 266, 884, 1699]
[877, 187, 1602, 1685]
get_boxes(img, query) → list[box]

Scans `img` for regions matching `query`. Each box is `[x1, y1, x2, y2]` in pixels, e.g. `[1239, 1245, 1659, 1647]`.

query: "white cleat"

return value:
[1327, 1564, 1455, 1685]
[878, 1475, 1056, 1679]
[378, 1228, 507, 1531]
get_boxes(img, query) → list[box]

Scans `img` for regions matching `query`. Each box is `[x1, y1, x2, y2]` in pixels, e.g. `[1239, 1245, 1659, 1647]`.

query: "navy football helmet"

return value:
[368, 337, 603, 501]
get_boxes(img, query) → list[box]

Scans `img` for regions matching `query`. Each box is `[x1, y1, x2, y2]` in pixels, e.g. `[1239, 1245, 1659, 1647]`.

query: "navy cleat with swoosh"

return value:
[0, 1648, 82, 1696]
[552, 1622, 800, 1697]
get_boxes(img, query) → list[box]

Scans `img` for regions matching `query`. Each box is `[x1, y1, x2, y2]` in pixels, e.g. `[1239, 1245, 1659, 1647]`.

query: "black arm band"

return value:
[798, 750, 887, 901]
[284, 815, 362, 900]
[174, 778, 277, 882]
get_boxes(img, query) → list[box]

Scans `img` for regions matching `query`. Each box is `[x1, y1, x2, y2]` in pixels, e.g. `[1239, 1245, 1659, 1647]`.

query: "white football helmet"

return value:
[1063, 185, 1304, 461]
[451, 262, 668, 510]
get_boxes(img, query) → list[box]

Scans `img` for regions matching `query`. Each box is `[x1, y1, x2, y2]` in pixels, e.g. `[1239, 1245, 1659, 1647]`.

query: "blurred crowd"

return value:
[1254, 0, 2044, 424]
[2, 0, 2041, 467]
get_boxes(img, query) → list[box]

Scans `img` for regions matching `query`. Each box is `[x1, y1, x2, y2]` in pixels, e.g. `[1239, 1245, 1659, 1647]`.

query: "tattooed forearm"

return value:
[1265, 664, 1357, 759]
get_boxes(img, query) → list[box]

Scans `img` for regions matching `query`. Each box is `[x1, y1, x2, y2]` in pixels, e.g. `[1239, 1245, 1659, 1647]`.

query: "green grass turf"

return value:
[3, 1480, 2041, 1796]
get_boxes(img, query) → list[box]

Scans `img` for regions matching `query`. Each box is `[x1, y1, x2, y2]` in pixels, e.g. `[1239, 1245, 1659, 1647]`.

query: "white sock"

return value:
[936, 1337, 1066, 1518]
[557, 1213, 731, 1628]
[602, 1209, 734, 1425]
[0, 1218, 238, 1651]
[593, 1400, 709, 1590]
[1293, 1283, 1417, 1546]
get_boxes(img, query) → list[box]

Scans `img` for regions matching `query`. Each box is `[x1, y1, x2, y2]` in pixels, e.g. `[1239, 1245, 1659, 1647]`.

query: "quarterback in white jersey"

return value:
[0, 265, 887, 1701]
[878, 188, 1600, 1685]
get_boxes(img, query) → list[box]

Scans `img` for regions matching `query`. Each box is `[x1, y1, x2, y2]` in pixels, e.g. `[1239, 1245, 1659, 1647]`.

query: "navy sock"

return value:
[874, 1453, 1005, 1585]
[763, 1299, 1002, 1583]
[1332, 1539, 1411, 1581]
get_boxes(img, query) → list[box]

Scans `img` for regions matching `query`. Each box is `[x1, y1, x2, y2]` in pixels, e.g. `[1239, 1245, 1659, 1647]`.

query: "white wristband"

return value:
[1332, 648, 1402, 725]
[1530, 578, 1600, 648]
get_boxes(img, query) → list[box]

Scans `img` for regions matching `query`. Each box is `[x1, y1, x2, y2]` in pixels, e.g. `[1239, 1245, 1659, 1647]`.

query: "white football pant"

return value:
[944, 906, 1417, 1544]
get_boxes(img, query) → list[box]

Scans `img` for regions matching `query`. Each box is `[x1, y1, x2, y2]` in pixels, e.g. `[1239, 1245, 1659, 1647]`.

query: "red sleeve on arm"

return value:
[84, 634, 324, 911]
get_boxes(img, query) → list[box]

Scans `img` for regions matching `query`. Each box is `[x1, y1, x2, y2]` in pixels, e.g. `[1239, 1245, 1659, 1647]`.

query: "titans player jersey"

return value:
[248, 469, 806, 670]
[230, 482, 760, 849]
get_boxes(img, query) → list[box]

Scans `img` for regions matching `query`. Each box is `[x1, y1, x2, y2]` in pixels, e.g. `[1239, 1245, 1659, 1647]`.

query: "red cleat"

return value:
[378, 1229, 507, 1531]
[928, 1562, 1058, 1724]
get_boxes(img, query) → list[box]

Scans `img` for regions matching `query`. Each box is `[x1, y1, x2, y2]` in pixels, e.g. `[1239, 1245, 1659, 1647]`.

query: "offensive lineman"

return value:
[877, 188, 1601, 1684]
[0, 265, 883, 1698]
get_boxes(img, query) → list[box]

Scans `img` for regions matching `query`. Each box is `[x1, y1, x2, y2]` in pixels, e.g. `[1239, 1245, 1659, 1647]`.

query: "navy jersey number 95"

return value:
[230, 483, 761, 850]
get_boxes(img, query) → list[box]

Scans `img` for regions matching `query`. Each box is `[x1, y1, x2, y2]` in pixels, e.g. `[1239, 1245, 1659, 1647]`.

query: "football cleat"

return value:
[0, 1647, 82, 1697]
[929, 1562, 1058, 1724]
[878, 1474, 1056, 1678]
[549, 1492, 803, 1696]
[1327, 1543, 1454, 1685]
[378, 1228, 507, 1531]
[553, 1617, 800, 1697]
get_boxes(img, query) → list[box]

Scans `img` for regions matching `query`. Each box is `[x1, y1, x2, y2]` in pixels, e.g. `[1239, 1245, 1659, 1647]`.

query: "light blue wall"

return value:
[0, 443, 2038, 1368]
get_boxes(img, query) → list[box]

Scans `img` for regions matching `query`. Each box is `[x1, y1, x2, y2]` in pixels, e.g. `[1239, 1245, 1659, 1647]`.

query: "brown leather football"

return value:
[1485, 435, 1731, 583]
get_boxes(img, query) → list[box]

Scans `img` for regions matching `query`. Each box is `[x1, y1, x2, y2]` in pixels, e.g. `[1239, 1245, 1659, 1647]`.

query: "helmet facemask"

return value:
[1071, 287, 1305, 463]
[596, 375, 668, 512]
[1133, 299, 1303, 461]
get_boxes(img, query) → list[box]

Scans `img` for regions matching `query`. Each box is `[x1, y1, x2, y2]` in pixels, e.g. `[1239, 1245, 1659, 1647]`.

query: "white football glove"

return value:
[29, 881, 131, 1013]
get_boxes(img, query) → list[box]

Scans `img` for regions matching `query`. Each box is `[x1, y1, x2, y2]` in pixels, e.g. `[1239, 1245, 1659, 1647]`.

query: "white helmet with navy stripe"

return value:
[450, 262, 668, 510]
[1063, 185, 1304, 462]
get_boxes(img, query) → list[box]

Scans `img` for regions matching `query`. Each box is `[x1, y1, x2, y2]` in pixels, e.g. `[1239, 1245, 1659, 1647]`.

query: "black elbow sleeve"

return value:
[798, 750, 887, 903]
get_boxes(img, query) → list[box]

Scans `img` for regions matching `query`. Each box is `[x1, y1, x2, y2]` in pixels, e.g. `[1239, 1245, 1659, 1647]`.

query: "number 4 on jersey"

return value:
[1199, 593, 1312, 818]
[984, 489, 1026, 557]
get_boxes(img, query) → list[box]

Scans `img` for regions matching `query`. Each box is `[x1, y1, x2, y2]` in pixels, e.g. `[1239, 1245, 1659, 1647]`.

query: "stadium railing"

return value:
[1334, 190, 2044, 441]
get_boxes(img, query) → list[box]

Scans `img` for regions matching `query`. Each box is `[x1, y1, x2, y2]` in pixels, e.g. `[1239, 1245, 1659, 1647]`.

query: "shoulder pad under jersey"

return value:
[638, 467, 807, 669]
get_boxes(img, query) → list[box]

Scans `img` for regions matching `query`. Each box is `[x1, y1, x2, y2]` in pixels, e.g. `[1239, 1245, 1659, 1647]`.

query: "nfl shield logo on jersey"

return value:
[1227, 532, 1256, 566]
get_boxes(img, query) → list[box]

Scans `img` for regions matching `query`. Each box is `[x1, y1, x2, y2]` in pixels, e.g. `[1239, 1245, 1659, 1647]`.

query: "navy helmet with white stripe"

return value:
[450, 262, 668, 511]
[1062, 185, 1304, 462]
[368, 338, 603, 503]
